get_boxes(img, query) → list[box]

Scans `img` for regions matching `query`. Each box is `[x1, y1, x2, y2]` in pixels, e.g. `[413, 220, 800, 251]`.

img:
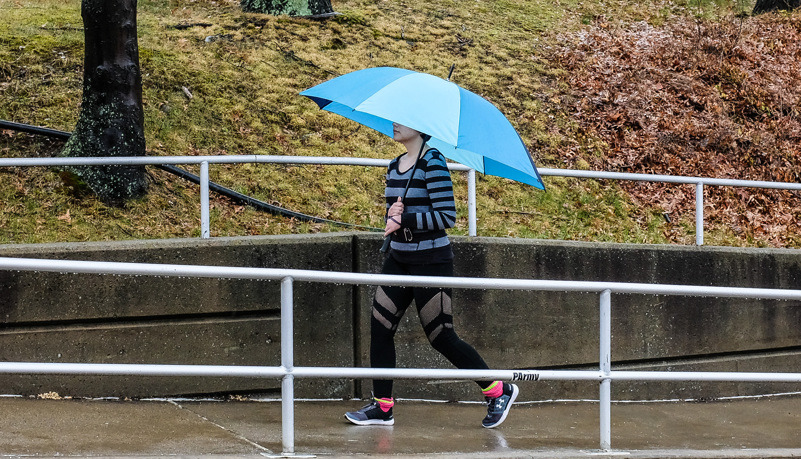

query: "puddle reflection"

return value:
[344, 425, 394, 454]
[485, 428, 510, 450]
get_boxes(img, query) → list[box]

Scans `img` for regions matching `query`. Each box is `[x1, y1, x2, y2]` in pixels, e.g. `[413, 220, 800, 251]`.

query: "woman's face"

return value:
[392, 123, 421, 143]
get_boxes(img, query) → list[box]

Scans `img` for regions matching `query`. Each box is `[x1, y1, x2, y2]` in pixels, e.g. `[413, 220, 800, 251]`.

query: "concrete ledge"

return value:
[355, 235, 801, 400]
[0, 234, 355, 398]
[1, 233, 800, 400]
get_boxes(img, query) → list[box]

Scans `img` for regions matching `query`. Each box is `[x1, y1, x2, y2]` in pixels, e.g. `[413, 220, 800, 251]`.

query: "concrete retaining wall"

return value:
[1, 234, 799, 401]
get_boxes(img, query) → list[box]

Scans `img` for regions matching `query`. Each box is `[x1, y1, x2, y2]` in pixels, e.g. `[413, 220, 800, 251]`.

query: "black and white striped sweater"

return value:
[385, 148, 456, 263]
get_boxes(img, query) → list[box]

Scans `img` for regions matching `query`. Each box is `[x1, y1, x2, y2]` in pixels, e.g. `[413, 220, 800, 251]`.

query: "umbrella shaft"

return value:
[380, 236, 391, 253]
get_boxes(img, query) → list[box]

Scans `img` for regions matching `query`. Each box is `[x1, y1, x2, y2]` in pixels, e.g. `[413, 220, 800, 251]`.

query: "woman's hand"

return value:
[385, 197, 405, 236]
[388, 196, 404, 217]
[384, 216, 401, 237]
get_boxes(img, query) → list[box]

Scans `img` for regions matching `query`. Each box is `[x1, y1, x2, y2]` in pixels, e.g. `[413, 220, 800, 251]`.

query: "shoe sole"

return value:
[344, 413, 395, 426]
[482, 383, 519, 429]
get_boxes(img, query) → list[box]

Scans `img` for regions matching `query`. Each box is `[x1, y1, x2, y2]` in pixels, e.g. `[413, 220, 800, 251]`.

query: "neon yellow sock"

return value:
[482, 381, 503, 398]
[374, 396, 394, 413]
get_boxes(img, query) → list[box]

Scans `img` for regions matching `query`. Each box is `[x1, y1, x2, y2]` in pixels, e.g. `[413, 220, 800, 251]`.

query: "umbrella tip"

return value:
[447, 64, 456, 81]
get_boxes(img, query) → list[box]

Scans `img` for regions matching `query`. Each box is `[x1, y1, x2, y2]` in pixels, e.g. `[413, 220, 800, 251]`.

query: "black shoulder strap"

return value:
[399, 143, 429, 202]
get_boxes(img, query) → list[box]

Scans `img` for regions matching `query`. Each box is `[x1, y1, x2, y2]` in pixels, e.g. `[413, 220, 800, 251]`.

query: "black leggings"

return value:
[370, 255, 492, 399]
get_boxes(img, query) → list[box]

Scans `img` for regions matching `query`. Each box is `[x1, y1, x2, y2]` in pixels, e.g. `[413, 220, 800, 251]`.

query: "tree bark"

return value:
[61, 0, 147, 206]
[753, 0, 801, 14]
[241, 0, 335, 17]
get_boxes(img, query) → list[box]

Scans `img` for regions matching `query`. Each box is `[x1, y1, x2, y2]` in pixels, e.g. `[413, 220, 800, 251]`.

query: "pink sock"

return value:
[375, 397, 394, 413]
[482, 381, 504, 398]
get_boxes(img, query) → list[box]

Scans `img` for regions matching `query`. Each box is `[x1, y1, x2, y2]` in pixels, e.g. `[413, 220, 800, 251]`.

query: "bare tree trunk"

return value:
[753, 0, 801, 14]
[241, 0, 335, 17]
[61, 0, 147, 206]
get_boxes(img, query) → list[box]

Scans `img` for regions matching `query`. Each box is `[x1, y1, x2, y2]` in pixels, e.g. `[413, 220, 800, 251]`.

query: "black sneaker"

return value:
[482, 383, 519, 428]
[344, 399, 395, 426]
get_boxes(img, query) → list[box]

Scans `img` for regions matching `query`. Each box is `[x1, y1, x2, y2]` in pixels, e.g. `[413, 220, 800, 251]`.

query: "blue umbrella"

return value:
[300, 67, 545, 190]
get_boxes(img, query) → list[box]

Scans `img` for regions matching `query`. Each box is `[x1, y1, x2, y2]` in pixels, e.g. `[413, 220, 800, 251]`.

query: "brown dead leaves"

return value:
[553, 14, 801, 246]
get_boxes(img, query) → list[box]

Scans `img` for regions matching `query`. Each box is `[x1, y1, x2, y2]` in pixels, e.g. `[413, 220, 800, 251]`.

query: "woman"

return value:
[344, 123, 519, 429]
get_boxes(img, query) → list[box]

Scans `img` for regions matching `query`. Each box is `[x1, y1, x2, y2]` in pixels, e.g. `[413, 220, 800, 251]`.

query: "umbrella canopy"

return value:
[300, 67, 545, 190]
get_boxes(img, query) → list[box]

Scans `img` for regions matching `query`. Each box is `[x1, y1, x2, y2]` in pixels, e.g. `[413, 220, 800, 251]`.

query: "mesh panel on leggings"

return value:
[419, 291, 453, 343]
[373, 286, 400, 331]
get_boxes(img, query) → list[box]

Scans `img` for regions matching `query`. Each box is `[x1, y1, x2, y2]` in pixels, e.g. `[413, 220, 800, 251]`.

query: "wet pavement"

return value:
[1, 394, 800, 458]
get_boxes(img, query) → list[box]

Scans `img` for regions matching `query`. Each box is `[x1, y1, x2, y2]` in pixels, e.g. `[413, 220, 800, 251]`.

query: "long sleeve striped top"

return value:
[385, 148, 456, 263]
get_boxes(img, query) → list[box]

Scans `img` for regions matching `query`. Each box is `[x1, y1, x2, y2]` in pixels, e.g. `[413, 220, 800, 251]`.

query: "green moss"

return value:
[335, 10, 369, 26]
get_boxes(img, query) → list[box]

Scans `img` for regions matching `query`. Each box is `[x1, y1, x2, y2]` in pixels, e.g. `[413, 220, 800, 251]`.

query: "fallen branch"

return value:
[170, 22, 213, 30]
[492, 209, 542, 216]
[277, 46, 339, 76]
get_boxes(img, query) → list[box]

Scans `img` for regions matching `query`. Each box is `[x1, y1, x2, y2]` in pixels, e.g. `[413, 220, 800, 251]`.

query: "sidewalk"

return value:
[1, 394, 800, 458]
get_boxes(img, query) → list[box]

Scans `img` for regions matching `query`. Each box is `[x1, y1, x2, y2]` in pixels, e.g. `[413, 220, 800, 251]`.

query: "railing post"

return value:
[468, 169, 477, 237]
[695, 182, 704, 246]
[599, 289, 612, 451]
[200, 161, 210, 239]
[281, 276, 295, 455]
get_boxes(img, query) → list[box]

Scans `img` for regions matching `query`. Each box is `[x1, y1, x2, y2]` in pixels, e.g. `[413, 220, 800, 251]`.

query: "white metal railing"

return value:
[541, 168, 801, 245]
[0, 155, 477, 238]
[2, 156, 801, 244]
[1, 256, 800, 454]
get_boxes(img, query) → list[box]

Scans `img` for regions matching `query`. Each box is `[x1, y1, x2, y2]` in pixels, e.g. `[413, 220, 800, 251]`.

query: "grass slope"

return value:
[1, 0, 794, 247]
